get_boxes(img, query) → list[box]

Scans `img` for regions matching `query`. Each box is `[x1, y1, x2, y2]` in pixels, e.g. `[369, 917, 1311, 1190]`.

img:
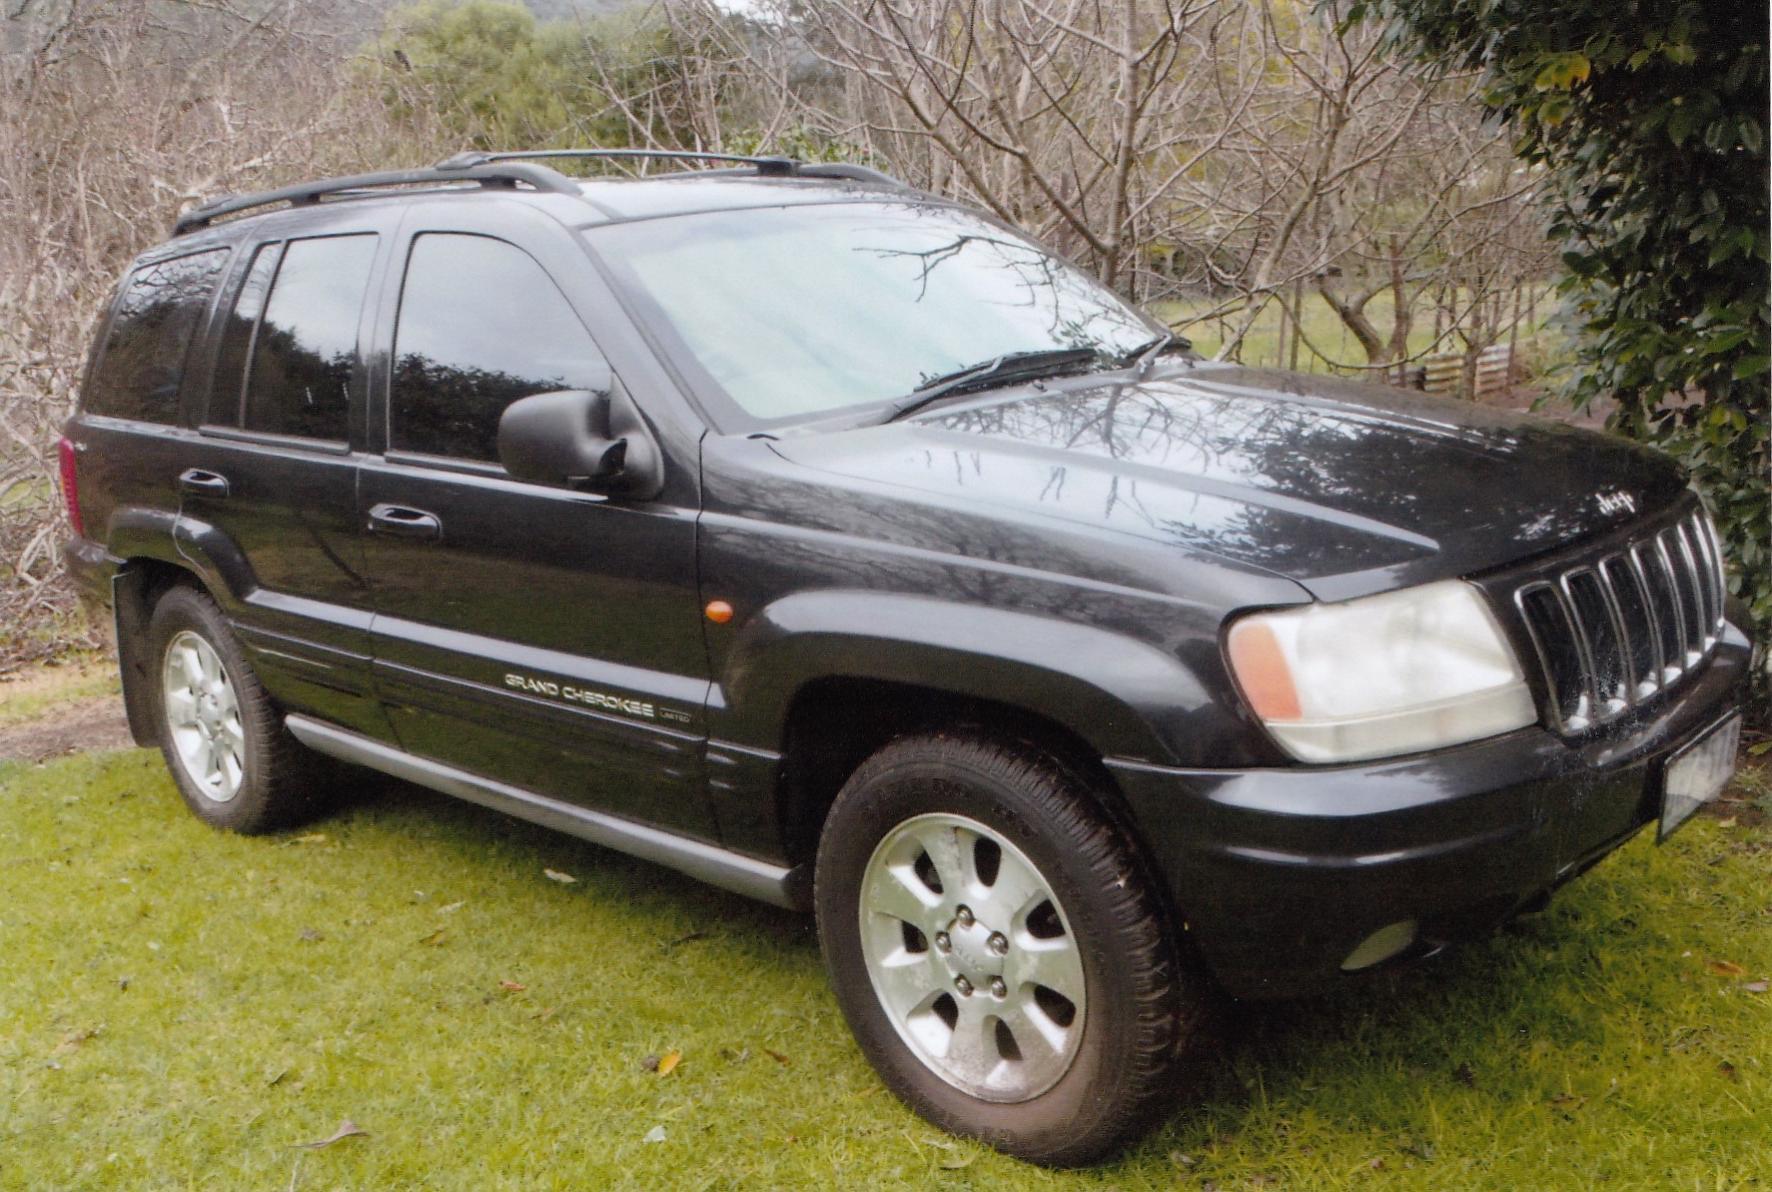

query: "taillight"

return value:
[57, 436, 85, 537]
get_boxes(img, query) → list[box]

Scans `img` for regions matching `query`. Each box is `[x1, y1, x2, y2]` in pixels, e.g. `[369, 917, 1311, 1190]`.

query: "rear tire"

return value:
[814, 732, 1212, 1165]
[146, 584, 334, 833]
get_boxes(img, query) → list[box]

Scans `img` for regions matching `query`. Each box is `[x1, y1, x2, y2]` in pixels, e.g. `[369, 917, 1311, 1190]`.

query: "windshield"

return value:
[586, 202, 1159, 429]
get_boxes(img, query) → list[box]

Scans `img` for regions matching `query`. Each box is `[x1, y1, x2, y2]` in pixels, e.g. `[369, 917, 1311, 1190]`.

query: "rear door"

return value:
[172, 211, 394, 739]
[356, 201, 715, 840]
[72, 245, 233, 556]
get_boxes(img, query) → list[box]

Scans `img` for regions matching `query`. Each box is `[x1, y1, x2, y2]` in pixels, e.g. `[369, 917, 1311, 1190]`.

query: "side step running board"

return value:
[285, 715, 802, 909]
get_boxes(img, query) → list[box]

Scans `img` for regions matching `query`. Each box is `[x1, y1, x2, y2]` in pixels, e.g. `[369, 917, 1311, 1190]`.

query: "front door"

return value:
[356, 213, 714, 840]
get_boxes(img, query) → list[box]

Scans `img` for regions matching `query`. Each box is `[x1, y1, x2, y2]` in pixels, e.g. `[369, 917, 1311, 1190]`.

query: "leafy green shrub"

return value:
[1358, 0, 1770, 711]
[371, 0, 710, 154]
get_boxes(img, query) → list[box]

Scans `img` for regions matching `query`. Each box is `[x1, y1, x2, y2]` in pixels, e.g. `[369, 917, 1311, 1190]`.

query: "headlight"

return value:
[1226, 580, 1537, 763]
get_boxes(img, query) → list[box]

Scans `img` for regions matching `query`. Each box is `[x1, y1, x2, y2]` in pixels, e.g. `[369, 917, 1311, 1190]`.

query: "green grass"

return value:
[1153, 289, 1564, 379]
[2, 722, 1769, 1188]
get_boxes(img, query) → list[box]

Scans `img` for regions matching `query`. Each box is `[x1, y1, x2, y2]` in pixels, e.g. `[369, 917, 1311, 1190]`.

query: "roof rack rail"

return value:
[435, 149, 903, 188]
[171, 150, 906, 236]
[172, 161, 581, 236]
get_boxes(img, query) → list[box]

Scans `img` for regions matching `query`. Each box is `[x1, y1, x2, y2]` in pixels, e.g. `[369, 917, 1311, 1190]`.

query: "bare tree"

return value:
[779, 0, 1263, 293]
[0, 0, 449, 668]
[754, 0, 1549, 384]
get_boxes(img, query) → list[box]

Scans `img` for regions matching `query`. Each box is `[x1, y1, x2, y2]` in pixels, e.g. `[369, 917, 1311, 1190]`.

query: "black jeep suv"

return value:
[62, 150, 1747, 1164]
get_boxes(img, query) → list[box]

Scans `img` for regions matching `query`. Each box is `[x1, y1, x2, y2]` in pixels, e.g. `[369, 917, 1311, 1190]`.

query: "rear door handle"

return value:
[367, 503, 443, 541]
[178, 468, 230, 499]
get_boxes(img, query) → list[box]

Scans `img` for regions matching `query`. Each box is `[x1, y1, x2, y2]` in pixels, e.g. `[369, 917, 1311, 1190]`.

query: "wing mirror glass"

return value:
[496, 382, 663, 498]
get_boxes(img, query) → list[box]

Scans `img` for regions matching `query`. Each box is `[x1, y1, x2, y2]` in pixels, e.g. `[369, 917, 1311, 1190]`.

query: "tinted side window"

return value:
[242, 235, 377, 441]
[391, 234, 606, 462]
[207, 242, 281, 426]
[84, 249, 229, 422]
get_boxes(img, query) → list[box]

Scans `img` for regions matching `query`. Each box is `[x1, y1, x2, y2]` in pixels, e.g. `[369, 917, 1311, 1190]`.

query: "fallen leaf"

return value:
[939, 1153, 975, 1170]
[265, 1066, 290, 1087]
[418, 928, 447, 947]
[763, 1047, 791, 1067]
[1169, 1152, 1196, 1168]
[438, 900, 466, 914]
[1707, 959, 1747, 977]
[656, 1050, 681, 1077]
[1744, 980, 1768, 994]
[55, 1026, 102, 1054]
[498, 979, 526, 993]
[543, 868, 578, 884]
[642, 1125, 666, 1144]
[294, 1120, 367, 1150]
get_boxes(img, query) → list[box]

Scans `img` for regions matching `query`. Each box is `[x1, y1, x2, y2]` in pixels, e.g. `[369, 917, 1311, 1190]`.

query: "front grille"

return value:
[1513, 506, 1726, 734]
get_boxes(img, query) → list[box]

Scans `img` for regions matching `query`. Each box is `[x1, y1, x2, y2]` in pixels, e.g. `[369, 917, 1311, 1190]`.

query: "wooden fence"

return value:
[1392, 342, 1518, 400]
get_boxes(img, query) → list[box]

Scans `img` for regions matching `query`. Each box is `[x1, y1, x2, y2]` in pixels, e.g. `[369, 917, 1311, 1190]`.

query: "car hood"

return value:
[769, 363, 1689, 601]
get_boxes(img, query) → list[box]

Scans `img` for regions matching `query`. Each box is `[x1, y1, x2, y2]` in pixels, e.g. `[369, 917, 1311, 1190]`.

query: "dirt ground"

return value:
[0, 658, 134, 763]
[0, 694, 134, 763]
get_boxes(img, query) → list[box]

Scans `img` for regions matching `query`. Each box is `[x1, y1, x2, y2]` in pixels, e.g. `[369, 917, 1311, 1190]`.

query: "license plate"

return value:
[1658, 715, 1741, 842]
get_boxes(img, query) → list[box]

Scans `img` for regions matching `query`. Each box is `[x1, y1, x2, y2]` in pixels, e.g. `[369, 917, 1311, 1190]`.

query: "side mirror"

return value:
[496, 386, 663, 498]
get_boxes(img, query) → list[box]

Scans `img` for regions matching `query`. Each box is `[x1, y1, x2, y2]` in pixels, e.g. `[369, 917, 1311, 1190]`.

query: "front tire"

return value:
[147, 584, 333, 833]
[815, 733, 1211, 1165]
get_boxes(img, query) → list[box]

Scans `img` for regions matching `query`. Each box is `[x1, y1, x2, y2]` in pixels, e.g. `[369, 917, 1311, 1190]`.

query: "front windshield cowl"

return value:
[584, 200, 1164, 433]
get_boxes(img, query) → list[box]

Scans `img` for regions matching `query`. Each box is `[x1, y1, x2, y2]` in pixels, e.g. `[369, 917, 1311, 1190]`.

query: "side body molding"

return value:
[712, 590, 1214, 765]
[286, 715, 804, 908]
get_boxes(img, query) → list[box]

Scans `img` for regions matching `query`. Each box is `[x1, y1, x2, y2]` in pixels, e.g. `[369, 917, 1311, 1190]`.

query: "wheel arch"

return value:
[718, 590, 1213, 764]
[112, 554, 211, 748]
[773, 675, 1165, 873]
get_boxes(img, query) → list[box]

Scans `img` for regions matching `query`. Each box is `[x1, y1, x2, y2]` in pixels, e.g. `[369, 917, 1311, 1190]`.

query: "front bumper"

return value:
[1110, 619, 1751, 1001]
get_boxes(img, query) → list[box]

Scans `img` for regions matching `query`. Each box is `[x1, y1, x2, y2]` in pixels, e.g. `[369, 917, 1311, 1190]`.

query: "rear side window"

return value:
[83, 249, 229, 423]
[212, 234, 377, 442]
[207, 242, 280, 426]
[390, 233, 607, 462]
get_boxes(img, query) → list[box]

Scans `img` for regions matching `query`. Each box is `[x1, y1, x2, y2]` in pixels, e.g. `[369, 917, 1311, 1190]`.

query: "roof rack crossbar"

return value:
[436, 149, 903, 188]
[172, 161, 581, 235]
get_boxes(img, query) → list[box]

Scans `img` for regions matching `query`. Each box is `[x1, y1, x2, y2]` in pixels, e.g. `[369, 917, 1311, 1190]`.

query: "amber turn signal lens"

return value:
[1226, 619, 1301, 720]
[704, 600, 734, 624]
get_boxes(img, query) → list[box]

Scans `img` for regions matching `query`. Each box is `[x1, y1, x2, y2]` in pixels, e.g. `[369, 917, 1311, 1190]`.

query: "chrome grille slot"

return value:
[1565, 570, 1627, 716]
[1637, 540, 1685, 682]
[1513, 507, 1725, 734]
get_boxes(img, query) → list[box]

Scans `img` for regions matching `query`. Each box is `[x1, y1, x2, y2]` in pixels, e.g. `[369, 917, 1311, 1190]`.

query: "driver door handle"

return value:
[367, 503, 443, 541]
[178, 468, 229, 499]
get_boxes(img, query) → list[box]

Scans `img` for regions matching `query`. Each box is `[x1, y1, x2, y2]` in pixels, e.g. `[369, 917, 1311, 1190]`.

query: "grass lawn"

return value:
[2, 679, 1768, 1189]
[1151, 289, 1562, 379]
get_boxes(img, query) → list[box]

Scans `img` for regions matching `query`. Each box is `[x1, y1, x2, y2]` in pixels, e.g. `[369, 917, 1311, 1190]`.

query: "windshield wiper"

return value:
[1121, 330, 1194, 379]
[881, 347, 1104, 423]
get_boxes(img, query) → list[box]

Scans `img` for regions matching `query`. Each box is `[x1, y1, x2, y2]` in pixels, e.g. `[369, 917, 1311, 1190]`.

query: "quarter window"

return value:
[207, 242, 280, 426]
[391, 233, 607, 463]
[83, 249, 229, 423]
[238, 234, 378, 442]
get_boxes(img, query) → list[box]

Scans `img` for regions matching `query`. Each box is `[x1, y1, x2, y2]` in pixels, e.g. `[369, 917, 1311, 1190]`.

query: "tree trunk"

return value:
[1313, 275, 1386, 363]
